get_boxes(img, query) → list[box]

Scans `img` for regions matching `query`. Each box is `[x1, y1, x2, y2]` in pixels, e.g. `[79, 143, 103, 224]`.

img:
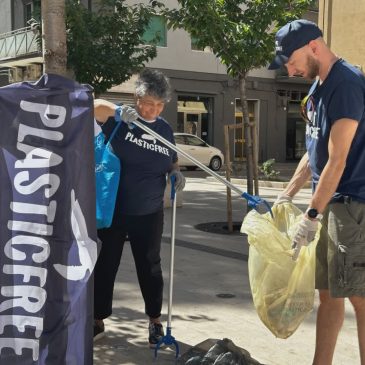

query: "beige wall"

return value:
[125, 0, 276, 79]
[319, 0, 365, 70]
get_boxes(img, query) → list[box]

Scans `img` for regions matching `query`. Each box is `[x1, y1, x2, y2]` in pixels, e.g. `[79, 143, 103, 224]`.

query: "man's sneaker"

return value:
[148, 322, 164, 348]
[93, 320, 105, 342]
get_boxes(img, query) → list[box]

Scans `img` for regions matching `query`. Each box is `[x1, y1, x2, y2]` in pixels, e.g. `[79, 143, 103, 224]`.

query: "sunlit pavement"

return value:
[94, 175, 360, 365]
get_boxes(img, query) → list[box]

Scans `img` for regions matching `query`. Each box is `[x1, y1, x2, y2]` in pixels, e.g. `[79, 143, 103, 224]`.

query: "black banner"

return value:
[0, 74, 97, 364]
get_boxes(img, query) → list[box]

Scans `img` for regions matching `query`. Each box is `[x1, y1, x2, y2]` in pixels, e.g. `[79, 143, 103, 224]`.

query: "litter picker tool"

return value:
[154, 175, 180, 358]
[133, 118, 272, 216]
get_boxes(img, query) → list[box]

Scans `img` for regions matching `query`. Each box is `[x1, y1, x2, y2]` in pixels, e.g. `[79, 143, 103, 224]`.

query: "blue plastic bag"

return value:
[94, 121, 121, 229]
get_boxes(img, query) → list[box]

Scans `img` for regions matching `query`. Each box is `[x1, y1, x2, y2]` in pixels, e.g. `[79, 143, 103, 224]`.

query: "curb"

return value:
[205, 176, 311, 189]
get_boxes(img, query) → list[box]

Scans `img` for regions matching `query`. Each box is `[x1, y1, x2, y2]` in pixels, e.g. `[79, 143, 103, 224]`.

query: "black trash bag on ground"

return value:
[213, 352, 237, 364]
[184, 338, 263, 365]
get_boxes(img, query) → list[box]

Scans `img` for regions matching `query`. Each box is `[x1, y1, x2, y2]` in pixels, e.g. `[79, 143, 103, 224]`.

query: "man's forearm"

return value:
[282, 152, 311, 197]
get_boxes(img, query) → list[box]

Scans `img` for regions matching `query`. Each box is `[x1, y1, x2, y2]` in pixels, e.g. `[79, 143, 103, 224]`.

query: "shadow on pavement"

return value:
[93, 307, 215, 365]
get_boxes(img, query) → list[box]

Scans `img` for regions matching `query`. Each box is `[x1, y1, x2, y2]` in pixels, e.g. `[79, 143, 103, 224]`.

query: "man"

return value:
[269, 19, 365, 365]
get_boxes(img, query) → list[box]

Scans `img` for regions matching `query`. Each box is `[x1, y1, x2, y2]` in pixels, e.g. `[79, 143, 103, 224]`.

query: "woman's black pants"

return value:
[94, 210, 164, 320]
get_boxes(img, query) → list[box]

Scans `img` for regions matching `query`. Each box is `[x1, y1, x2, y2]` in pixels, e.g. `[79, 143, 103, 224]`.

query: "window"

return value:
[234, 99, 258, 161]
[142, 15, 166, 47]
[177, 96, 212, 142]
[24, 2, 33, 27]
[185, 135, 206, 147]
[191, 35, 204, 51]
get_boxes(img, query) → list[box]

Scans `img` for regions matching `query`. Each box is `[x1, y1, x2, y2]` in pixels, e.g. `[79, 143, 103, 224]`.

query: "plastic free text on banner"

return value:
[0, 74, 98, 364]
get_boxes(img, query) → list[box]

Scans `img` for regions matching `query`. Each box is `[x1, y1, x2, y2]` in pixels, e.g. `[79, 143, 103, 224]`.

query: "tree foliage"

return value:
[32, 0, 161, 94]
[163, 0, 316, 77]
[66, 0, 161, 95]
[162, 0, 315, 201]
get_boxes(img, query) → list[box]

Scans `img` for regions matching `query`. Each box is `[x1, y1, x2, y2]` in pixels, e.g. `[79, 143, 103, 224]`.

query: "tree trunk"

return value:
[238, 74, 254, 200]
[42, 0, 67, 76]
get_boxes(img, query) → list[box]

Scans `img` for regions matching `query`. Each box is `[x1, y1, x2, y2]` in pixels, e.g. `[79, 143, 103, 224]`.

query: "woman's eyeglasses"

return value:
[300, 95, 315, 123]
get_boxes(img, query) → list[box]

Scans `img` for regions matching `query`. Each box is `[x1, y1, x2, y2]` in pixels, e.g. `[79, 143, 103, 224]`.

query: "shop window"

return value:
[286, 101, 306, 160]
[177, 96, 213, 143]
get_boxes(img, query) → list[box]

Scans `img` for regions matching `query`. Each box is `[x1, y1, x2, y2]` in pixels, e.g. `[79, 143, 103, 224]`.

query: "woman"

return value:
[93, 69, 185, 347]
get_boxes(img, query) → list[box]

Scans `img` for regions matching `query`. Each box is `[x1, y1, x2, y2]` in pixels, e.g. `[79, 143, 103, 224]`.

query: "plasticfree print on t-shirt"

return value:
[102, 117, 178, 216]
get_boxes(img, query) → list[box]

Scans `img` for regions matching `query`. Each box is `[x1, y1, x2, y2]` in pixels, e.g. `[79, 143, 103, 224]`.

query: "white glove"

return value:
[292, 216, 318, 260]
[169, 169, 186, 192]
[274, 193, 292, 205]
[115, 105, 139, 128]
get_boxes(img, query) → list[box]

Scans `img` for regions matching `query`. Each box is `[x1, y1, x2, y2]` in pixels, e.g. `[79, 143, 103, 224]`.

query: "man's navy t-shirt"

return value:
[305, 59, 365, 201]
[101, 117, 177, 216]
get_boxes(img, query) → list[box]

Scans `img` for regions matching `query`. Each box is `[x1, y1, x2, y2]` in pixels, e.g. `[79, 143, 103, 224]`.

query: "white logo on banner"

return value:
[54, 190, 97, 281]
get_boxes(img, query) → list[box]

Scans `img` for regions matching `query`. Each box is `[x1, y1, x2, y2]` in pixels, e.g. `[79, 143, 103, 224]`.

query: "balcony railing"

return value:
[0, 26, 40, 60]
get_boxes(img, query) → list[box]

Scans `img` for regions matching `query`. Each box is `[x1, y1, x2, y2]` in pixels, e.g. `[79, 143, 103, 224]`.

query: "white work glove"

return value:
[274, 193, 293, 205]
[115, 105, 139, 128]
[168, 169, 186, 192]
[292, 216, 318, 260]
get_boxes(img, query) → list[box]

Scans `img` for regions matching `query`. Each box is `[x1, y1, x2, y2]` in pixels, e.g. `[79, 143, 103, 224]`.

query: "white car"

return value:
[174, 133, 224, 171]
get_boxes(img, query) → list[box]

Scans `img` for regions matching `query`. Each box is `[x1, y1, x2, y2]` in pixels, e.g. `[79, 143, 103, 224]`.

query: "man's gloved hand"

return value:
[169, 169, 186, 192]
[292, 216, 318, 260]
[274, 193, 293, 205]
[115, 105, 139, 128]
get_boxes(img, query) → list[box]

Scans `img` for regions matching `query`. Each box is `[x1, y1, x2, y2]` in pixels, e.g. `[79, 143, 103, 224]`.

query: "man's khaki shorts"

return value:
[316, 200, 365, 297]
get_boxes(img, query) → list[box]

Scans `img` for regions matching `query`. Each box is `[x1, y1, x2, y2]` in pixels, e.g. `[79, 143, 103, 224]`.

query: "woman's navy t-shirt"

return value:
[101, 117, 177, 216]
[305, 59, 365, 201]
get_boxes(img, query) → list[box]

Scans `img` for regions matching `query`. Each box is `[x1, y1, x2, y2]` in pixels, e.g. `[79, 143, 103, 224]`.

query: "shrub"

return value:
[259, 158, 280, 181]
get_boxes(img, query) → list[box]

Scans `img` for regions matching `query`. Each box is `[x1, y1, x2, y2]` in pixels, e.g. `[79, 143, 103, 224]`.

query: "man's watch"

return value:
[306, 208, 323, 221]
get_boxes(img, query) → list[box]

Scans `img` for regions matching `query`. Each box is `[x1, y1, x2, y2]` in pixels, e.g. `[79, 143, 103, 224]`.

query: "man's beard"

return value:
[306, 55, 320, 80]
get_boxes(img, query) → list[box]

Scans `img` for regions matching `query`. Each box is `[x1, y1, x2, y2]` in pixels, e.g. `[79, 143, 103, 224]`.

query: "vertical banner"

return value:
[0, 74, 97, 364]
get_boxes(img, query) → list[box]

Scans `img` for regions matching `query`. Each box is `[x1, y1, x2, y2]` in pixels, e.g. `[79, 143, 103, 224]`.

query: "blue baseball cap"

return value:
[269, 19, 323, 70]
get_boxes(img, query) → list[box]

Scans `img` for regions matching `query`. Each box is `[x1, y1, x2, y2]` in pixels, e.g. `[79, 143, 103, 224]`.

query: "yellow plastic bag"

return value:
[241, 203, 320, 339]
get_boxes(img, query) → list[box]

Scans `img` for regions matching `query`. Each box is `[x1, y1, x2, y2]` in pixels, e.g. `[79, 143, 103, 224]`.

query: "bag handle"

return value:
[105, 105, 127, 144]
[109, 120, 122, 141]
[104, 120, 122, 146]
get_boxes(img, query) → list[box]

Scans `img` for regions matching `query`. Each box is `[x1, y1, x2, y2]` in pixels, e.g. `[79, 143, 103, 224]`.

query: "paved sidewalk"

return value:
[93, 177, 360, 365]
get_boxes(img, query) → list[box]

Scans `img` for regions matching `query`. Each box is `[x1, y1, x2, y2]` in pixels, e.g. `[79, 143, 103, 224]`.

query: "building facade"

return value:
[318, 0, 364, 71]
[0, 0, 320, 163]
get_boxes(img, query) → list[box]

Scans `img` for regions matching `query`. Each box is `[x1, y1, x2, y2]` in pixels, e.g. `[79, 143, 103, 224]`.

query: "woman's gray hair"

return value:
[135, 69, 171, 103]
